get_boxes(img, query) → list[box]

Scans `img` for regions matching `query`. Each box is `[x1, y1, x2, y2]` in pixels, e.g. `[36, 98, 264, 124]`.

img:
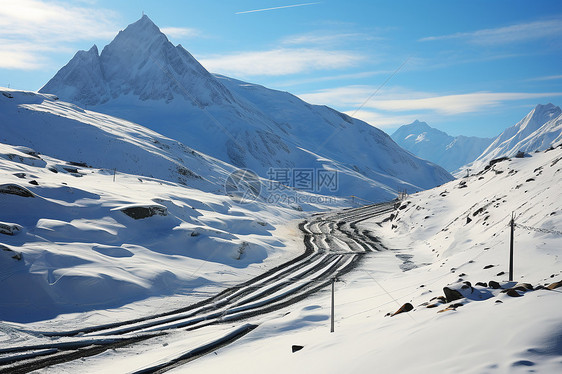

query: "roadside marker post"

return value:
[509, 212, 515, 282]
[331, 277, 335, 333]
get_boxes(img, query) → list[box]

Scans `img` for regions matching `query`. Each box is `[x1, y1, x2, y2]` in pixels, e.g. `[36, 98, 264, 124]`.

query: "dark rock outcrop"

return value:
[120, 205, 168, 219]
[0, 184, 34, 197]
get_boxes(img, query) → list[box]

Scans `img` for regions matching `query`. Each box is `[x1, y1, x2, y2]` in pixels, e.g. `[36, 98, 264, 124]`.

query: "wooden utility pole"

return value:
[330, 278, 335, 333]
[509, 212, 515, 281]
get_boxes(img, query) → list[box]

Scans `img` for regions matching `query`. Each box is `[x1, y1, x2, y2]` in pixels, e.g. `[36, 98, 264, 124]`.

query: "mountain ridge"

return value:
[391, 120, 493, 172]
[39, 15, 453, 201]
[460, 103, 562, 175]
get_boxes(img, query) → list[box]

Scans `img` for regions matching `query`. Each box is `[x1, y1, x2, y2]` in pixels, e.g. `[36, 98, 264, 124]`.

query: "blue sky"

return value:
[1, 0, 561, 137]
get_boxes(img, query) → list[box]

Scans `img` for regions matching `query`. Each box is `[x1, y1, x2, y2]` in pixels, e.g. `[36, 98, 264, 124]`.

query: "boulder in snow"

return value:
[0, 222, 23, 236]
[0, 184, 35, 197]
[547, 280, 562, 290]
[119, 204, 168, 219]
[391, 302, 413, 316]
[0, 244, 22, 261]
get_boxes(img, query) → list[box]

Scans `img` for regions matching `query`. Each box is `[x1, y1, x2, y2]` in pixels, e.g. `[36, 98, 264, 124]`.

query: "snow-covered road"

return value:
[0, 202, 394, 373]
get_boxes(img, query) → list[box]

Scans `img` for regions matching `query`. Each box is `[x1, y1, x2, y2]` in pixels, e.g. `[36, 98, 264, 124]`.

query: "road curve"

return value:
[0, 201, 394, 374]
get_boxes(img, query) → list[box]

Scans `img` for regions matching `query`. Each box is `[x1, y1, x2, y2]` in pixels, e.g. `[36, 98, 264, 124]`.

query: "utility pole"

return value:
[330, 277, 335, 333]
[509, 212, 515, 281]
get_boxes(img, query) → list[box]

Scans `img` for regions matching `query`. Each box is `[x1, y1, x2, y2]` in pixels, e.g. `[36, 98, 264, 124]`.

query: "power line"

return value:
[515, 223, 562, 236]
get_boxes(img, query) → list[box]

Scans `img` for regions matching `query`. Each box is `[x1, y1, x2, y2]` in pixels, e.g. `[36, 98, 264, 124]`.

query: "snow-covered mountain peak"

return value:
[521, 103, 561, 131]
[459, 103, 562, 176]
[87, 44, 99, 55]
[400, 120, 432, 133]
[392, 121, 493, 172]
[39, 17, 453, 201]
[41, 15, 226, 106]
[100, 14, 169, 64]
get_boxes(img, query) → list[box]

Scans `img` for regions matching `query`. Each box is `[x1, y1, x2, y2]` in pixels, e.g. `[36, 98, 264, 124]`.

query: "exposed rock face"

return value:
[443, 287, 464, 303]
[0, 184, 35, 197]
[0, 222, 22, 236]
[291, 345, 304, 353]
[391, 302, 414, 316]
[489, 281, 501, 289]
[0, 244, 22, 260]
[547, 280, 562, 290]
[120, 205, 168, 219]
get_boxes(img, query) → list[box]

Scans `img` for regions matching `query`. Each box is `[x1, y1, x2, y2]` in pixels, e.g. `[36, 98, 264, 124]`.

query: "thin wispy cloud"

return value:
[367, 92, 562, 115]
[343, 109, 420, 129]
[274, 70, 391, 88]
[199, 48, 363, 77]
[303, 86, 562, 115]
[161, 27, 201, 40]
[299, 86, 562, 129]
[235, 2, 321, 15]
[527, 74, 562, 82]
[282, 31, 376, 46]
[420, 19, 562, 45]
[0, 0, 118, 70]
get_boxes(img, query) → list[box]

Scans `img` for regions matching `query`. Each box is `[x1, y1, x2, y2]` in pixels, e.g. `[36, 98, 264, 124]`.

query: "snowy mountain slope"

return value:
[217, 76, 451, 191]
[462, 103, 562, 175]
[0, 139, 321, 323]
[391, 120, 493, 172]
[0, 88, 355, 323]
[39, 15, 453, 202]
[185, 144, 562, 374]
[0, 88, 234, 190]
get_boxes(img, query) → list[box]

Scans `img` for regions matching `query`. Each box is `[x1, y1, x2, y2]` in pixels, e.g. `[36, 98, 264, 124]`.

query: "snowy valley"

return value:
[0, 13, 561, 374]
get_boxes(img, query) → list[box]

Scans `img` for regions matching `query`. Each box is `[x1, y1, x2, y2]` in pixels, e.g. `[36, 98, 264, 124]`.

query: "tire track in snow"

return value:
[0, 202, 394, 374]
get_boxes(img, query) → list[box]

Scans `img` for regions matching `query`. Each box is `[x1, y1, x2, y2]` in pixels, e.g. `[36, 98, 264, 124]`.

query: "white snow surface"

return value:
[461, 103, 562, 176]
[39, 16, 452, 202]
[182, 146, 562, 373]
[0, 88, 349, 323]
[391, 120, 493, 172]
[9, 139, 561, 373]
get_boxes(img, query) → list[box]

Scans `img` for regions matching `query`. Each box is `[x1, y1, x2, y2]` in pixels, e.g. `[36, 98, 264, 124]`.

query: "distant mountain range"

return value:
[392, 103, 562, 176]
[391, 121, 493, 173]
[463, 103, 562, 174]
[38, 15, 452, 201]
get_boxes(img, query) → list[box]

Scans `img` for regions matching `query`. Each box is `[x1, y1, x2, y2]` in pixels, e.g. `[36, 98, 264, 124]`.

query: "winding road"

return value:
[0, 201, 394, 374]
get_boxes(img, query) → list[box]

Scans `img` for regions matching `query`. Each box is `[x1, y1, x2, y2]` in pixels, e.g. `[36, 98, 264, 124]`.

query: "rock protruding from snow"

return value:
[0, 183, 35, 197]
[119, 204, 168, 219]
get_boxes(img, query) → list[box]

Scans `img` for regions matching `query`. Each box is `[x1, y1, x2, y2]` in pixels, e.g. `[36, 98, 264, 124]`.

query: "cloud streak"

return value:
[200, 48, 363, 77]
[420, 19, 562, 45]
[281, 31, 376, 46]
[235, 2, 321, 15]
[301, 86, 562, 115]
[299, 86, 562, 128]
[161, 27, 201, 40]
[527, 74, 562, 82]
[366, 92, 562, 115]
